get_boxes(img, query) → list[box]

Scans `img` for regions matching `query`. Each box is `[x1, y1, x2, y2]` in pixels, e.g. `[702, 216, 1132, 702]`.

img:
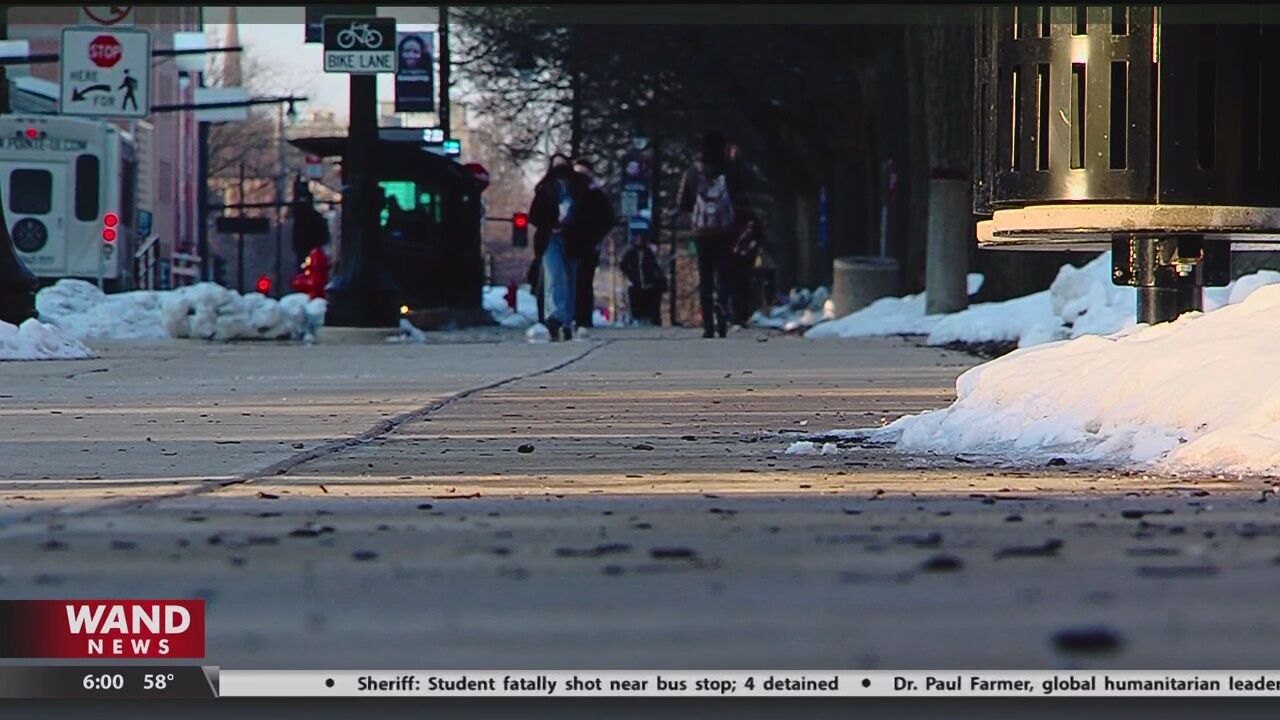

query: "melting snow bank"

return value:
[483, 284, 539, 329]
[860, 284, 1280, 475]
[807, 253, 1280, 350]
[806, 275, 986, 339]
[36, 279, 326, 342]
[752, 287, 834, 332]
[0, 318, 96, 360]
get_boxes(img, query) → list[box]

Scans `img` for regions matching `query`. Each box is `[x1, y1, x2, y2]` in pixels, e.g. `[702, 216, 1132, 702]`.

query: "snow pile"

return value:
[36, 279, 169, 340]
[36, 279, 326, 342]
[809, 253, 1280, 349]
[806, 275, 985, 339]
[0, 318, 96, 361]
[161, 284, 326, 341]
[863, 284, 1280, 475]
[387, 318, 428, 344]
[785, 440, 840, 456]
[484, 284, 539, 329]
[752, 286, 834, 332]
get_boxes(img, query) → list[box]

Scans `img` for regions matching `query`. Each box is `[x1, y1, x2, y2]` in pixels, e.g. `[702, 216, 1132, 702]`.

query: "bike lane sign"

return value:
[323, 16, 397, 74]
[59, 27, 150, 118]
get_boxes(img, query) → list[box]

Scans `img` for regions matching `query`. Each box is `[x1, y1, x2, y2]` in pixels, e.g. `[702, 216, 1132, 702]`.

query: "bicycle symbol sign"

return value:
[323, 16, 397, 74]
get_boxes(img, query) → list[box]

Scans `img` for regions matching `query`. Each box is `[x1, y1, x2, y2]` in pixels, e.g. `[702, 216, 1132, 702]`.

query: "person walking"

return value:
[528, 154, 572, 326]
[619, 233, 666, 325]
[677, 130, 735, 338]
[570, 159, 616, 333]
[727, 207, 763, 327]
[290, 184, 329, 271]
[528, 155, 585, 341]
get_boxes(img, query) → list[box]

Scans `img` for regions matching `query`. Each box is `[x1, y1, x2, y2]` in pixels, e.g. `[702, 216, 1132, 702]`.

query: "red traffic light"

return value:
[255, 275, 272, 295]
[24, 127, 38, 140]
[102, 227, 117, 243]
[103, 212, 119, 228]
[513, 212, 529, 229]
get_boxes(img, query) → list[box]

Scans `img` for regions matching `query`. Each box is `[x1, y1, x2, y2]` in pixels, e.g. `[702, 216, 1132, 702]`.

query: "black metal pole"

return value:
[0, 6, 38, 324]
[325, 70, 397, 327]
[197, 118, 210, 281]
[438, 5, 450, 138]
[237, 161, 245, 294]
[569, 26, 580, 159]
[1115, 234, 1207, 325]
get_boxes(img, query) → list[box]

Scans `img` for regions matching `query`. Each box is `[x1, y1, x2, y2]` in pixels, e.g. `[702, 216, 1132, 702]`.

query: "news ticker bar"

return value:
[12, 669, 1280, 698]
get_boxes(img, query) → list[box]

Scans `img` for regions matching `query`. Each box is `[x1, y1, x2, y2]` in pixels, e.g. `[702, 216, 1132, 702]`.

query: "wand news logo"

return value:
[0, 600, 204, 658]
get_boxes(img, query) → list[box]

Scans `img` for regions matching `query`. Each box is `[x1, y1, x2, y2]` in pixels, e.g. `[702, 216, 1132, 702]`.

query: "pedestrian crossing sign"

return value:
[59, 27, 151, 119]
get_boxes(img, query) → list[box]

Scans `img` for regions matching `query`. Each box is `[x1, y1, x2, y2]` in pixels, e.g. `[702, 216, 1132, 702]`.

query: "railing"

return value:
[132, 234, 162, 290]
[170, 253, 202, 288]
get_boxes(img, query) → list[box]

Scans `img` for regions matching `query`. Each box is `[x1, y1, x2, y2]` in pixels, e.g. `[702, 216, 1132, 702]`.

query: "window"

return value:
[75, 155, 100, 221]
[9, 168, 52, 215]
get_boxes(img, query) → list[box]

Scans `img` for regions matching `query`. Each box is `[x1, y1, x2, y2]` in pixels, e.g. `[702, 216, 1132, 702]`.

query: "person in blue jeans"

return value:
[529, 159, 584, 341]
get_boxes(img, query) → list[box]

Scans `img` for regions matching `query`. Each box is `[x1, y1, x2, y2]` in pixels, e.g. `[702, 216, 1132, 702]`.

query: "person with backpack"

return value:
[677, 130, 735, 338]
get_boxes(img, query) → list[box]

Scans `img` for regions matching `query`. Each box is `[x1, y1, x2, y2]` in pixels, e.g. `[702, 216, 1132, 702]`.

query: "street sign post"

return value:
[323, 17, 397, 74]
[305, 5, 373, 44]
[59, 27, 150, 118]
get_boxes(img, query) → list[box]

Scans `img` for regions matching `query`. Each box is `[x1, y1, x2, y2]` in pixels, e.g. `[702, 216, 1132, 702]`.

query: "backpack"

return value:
[692, 171, 734, 233]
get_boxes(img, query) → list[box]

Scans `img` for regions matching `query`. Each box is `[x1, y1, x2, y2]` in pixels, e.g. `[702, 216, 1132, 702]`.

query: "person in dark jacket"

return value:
[527, 154, 572, 325]
[677, 130, 734, 338]
[570, 159, 616, 331]
[619, 233, 666, 325]
[528, 154, 588, 340]
[290, 185, 329, 271]
[727, 207, 763, 327]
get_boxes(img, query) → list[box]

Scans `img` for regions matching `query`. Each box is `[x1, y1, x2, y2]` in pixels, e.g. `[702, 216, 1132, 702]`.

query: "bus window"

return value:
[75, 155, 100, 221]
[9, 168, 52, 214]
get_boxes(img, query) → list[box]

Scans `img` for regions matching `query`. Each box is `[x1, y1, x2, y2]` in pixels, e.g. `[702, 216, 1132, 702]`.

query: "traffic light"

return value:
[213, 255, 228, 285]
[512, 212, 528, 248]
[101, 212, 119, 245]
[255, 274, 272, 295]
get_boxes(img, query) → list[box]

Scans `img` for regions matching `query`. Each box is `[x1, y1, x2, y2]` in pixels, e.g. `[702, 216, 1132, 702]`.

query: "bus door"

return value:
[2, 161, 67, 275]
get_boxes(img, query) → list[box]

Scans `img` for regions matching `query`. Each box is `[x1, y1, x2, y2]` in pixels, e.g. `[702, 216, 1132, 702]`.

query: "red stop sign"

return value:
[464, 162, 490, 190]
[89, 34, 122, 68]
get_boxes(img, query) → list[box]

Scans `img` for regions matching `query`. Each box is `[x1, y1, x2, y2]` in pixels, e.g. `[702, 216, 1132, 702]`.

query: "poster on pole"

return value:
[59, 27, 151, 118]
[620, 140, 652, 234]
[393, 30, 435, 113]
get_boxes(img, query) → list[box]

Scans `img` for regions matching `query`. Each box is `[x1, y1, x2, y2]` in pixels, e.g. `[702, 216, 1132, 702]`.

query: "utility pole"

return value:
[569, 26, 581, 159]
[0, 5, 39, 324]
[237, 161, 246, 294]
[438, 5, 450, 139]
[197, 118, 210, 281]
[274, 102, 286, 296]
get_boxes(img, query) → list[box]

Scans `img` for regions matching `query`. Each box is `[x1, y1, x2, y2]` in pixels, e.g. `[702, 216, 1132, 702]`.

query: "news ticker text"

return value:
[7, 669, 1280, 698]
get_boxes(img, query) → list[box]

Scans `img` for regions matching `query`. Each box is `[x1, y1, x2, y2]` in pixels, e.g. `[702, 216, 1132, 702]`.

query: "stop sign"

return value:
[89, 34, 122, 68]
[464, 162, 490, 190]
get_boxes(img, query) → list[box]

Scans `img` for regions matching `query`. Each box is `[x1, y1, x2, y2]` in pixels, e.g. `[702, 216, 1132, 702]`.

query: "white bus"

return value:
[0, 114, 138, 291]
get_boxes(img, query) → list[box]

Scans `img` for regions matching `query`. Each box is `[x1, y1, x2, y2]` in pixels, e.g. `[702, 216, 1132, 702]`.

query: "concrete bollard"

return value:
[925, 176, 972, 315]
[831, 256, 901, 317]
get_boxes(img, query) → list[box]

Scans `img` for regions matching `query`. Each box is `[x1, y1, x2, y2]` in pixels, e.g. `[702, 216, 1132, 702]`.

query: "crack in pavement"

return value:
[20, 339, 610, 521]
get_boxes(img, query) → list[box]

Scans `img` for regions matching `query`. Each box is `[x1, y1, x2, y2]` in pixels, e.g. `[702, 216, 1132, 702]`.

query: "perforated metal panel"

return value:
[975, 6, 1280, 214]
